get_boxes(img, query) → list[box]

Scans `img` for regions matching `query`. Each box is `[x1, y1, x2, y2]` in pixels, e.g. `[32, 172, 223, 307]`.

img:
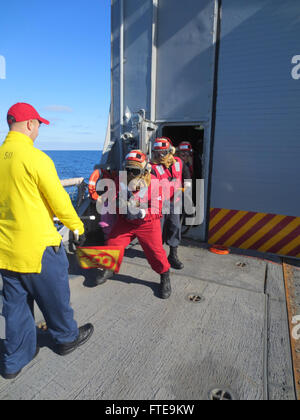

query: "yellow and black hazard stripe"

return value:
[208, 208, 300, 258]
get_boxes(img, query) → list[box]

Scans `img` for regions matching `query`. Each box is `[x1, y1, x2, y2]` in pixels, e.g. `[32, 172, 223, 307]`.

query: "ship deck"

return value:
[0, 239, 298, 400]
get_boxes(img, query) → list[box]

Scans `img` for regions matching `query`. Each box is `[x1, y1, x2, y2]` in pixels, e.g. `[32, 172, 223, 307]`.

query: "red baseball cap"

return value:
[7, 103, 50, 125]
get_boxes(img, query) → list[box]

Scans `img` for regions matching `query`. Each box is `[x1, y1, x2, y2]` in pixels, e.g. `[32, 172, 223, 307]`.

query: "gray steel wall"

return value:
[111, 0, 216, 126]
[111, 0, 153, 130]
[210, 0, 300, 216]
[155, 0, 216, 122]
[123, 0, 153, 119]
[111, 0, 121, 140]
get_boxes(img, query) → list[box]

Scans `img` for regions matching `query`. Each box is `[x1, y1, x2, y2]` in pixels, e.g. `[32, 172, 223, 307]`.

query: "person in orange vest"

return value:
[88, 168, 117, 240]
[151, 138, 191, 270]
[94, 150, 172, 299]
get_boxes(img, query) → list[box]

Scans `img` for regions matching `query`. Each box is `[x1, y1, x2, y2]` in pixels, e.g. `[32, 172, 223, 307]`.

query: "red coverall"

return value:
[106, 175, 170, 274]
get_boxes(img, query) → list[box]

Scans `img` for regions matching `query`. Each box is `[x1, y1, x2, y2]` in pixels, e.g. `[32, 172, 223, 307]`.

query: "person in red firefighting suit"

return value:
[177, 141, 194, 179]
[93, 150, 172, 299]
[151, 138, 191, 270]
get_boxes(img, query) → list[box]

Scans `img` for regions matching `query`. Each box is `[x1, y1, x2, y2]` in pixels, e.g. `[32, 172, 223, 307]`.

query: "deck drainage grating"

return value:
[236, 262, 247, 268]
[186, 294, 204, 303]
[209, 388, 235, 401]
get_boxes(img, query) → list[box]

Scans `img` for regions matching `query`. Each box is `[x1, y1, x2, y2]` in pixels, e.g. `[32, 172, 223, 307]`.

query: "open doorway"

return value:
[161, 125, 204, 181]
[161, 125, 205, 230]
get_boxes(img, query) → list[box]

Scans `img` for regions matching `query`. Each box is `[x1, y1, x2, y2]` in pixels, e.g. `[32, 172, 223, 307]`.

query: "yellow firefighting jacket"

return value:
[0, 131, 84, 273]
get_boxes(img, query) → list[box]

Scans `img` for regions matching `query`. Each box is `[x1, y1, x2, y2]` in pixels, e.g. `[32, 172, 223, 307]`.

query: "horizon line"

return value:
[42, 149, 102, 151]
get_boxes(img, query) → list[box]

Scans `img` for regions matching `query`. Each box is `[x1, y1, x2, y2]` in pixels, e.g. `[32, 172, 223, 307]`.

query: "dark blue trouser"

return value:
[161, 202, 182, 248]
[0, 244, 78, 375]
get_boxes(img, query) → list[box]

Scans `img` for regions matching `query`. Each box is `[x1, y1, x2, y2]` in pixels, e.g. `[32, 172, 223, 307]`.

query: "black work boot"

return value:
[160, 270, 172, 299]
[56, 323, 94, 356]
[168, 246, 184, 270]
[94, 269, 114, 285]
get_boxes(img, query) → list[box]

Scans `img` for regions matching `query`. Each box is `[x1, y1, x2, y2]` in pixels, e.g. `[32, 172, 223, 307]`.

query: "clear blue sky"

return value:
[0, 0, 111, 150]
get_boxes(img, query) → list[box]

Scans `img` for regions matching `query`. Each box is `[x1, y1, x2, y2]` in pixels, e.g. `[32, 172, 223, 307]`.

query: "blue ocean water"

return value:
[44, 150, 102, 182]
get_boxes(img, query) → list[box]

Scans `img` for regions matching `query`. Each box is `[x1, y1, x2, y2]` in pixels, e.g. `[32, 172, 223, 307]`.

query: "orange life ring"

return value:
[88, 169, 102, 201]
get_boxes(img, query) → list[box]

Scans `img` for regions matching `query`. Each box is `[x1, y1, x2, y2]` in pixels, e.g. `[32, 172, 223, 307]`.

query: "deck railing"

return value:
[60, 177, 88, 210]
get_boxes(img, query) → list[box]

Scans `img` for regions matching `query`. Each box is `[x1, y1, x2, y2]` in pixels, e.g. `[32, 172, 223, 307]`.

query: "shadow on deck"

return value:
[0, 240, 297, 400]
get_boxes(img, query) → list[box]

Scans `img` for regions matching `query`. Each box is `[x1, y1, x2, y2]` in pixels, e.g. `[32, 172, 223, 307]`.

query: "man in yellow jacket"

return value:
[0, 103, 94, 379]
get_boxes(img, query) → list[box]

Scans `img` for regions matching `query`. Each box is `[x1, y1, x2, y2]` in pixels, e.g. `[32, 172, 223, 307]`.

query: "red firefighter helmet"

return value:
[178, 141, 193, 153]
[153, 137, 173, 153]
[125, 150, 147, 167]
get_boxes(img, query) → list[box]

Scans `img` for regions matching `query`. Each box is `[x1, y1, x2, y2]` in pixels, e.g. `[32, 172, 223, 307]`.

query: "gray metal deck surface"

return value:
[0, 242, 296, 400]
